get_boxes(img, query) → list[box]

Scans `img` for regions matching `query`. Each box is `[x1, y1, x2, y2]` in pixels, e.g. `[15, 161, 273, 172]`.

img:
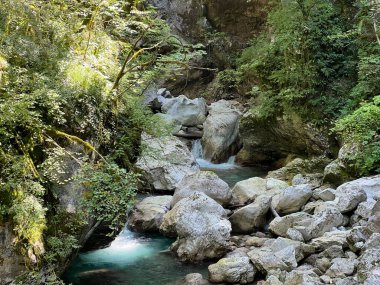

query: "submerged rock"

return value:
[171, 171, 231, 207]
[136, 133, 199, 191]
[208, 257, 256, 284]
[127, 196, 172, 232]
[160, 192, 231, 261]
[202, 100, 243, 163]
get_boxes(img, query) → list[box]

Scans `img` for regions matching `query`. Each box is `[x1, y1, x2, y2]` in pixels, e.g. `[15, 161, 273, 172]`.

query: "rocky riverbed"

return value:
[63, 88, 380, 285]
[127, 88, 380, 285]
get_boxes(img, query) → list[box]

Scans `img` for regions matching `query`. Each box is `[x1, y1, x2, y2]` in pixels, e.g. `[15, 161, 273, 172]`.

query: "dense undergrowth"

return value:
[0, 0, 202, 282]
[231, 0, 380, 175]
[0, 0, 379, 283]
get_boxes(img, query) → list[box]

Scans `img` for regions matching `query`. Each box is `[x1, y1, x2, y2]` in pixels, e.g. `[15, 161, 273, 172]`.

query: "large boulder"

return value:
[283, 265, 321, 285]
[171, 171, 231, 207]
[323, 159, 351, 187]
[136, 133, 199, 191]
[202, 100, 243, 163]
[326, 258, 357, 278]
[247, 238, 313, 273]
[229, 195, 271, 233]
[334, 178, 369, 213]
[297, 206, 345, 242]
[338, 175, 380, 200]
[313, 187, 336, 202]
[208, 257, 256, 284]
[357, 248, 380, 283]
[367, 200, 380, 233]
[230, 177, 288, 206]
[269, 212, 312, 237]
[269, 206, 344, 242]
[160, 192, 231, 261]
[271, 184, 312, 214]
[161, 95, 207, 127]
[127, 196, 172, 232]
[310, 230, 351, 251]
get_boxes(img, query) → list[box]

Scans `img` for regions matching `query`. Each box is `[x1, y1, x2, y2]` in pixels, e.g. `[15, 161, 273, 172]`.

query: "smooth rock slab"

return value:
[208, 257, 256, 284]
[127, 196, 172, 232]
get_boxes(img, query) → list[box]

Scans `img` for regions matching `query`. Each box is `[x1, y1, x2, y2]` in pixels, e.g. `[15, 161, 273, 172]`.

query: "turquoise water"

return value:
[197, 158, 267, 187]
[63, 229, 209, 285]
[63, 156, 267, 285]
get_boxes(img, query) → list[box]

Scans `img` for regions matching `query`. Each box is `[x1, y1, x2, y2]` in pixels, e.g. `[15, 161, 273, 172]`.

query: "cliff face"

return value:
[205, 0, 268, 47]
[148, 0, 268, 47]
[237, 111, 334, 166]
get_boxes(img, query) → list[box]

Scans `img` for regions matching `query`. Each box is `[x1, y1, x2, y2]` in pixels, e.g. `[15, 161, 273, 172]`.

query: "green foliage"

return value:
[0, 0, 201, 281]
[15, 269, 65, 285]
[238, 0, 357, 120]
[218, 69, 243, 90]
[237, 0, 379, 175]
[9, 193, 47, 256]
[45, 233, 80, 265]
[335, 97, 380, 175]
[78, 163, 138, 234]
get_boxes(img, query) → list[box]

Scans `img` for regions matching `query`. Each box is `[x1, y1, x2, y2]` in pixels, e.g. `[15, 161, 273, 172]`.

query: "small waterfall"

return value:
[191, 139, 203, 159]
[227, 156, 236, 164]
[192, 139, 237, 170]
